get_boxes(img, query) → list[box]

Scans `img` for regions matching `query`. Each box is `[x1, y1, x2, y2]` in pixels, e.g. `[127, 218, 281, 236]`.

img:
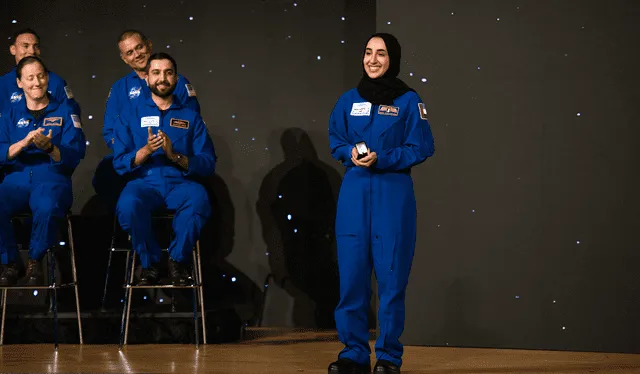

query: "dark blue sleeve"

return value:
[0, 110, 14, 165]
[0, 76, 6, 114]
[112, 107, 141, 176]
[52, 107, 86, 172]
[175, 75, 201, 113]
[103, 82, 121, 149]
[184, 114, 215, 177]
[374, 94, 434, 171]
[328, 96, 355, 167]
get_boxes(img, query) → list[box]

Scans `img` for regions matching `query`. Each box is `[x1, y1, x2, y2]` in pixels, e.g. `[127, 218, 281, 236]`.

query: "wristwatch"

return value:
[44, 144, 55, 154]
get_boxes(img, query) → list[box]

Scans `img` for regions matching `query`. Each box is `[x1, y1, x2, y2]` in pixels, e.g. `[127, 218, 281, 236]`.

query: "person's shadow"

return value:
[257, 128, 342, 328]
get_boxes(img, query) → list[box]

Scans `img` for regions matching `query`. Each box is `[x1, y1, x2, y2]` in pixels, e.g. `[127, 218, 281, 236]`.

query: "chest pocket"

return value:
[376, 111, 407, 150]
[42, 116, 64, 143]
[346, 115, 373, 142]
[163, 118, 191, 154]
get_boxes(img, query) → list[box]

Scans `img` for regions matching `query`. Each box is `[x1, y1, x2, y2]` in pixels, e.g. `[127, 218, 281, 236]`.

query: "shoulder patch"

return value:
[185, 84, 196, 97]
[64, 86, 74, 99]
[44, 117, 63, 127]
[170, 118, 190, 129]
[417, 103, 428, 120]
[71, 114, 82, 129]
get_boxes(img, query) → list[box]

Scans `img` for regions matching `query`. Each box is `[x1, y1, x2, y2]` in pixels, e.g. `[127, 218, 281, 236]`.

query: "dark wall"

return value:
[1, 0, 375, 327]
[380, 0, 640, 352]
[4, 0, 640, 352]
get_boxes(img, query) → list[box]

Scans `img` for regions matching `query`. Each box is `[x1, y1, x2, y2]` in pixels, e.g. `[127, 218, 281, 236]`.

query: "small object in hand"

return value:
[355, 141, 368, 160]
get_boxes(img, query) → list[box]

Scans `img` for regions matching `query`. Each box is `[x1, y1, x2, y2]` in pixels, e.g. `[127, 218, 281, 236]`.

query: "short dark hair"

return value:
[145, 52, 178, 74]
[117, 29, 149, 46]
[16, 55, 48, 79]
[10, 28, 40, 46]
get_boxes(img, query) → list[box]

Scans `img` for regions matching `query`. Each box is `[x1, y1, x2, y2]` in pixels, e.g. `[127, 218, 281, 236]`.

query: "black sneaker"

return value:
[0, 263, 19, 286]
[168, 258, 191, 286]
[374, 360, 400, 374]
[19, 259, 44, 286]
[328, 358, 371, 373]
[137, 264, 159, 286]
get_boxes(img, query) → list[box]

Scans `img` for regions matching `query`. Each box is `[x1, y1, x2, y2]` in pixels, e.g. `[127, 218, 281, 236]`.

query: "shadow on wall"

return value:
[257, 127, 343, 328]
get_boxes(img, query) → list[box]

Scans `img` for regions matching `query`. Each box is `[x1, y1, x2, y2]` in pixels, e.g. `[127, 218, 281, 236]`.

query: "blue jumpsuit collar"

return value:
[141, 93, 183, 111]
[16, 93, 62, 115]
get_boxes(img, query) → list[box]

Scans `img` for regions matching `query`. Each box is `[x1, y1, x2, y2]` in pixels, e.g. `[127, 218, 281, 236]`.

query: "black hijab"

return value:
[357, 33, 414, 106]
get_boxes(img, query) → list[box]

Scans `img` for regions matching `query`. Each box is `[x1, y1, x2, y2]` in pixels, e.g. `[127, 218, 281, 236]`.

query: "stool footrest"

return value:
[124, 284, 202, 289]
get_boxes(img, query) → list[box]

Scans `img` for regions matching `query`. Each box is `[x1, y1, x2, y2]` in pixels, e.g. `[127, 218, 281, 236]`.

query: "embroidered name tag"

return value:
[170, 118, 190, 129]
[417, 103, 428, 120]
[141, 116, 160, 127]
[350, 102, 372, 116]
[378, 105, 399, 116]
[44, 117, 62, 126]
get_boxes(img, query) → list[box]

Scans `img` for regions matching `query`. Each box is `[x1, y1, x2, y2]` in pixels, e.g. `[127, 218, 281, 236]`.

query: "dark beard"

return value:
[150, 82, 176, 98]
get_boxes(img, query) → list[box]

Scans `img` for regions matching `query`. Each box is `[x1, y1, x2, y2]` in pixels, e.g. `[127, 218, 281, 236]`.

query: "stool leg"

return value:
[196, 241, 206, 344]
[1, 289, 7, 345]
[119, 251, 135, 349]
[67, 216, 83, 344]
[191, 250, 199, 348]
[102, 217, 118, 311]
[48, 249, 59, 350]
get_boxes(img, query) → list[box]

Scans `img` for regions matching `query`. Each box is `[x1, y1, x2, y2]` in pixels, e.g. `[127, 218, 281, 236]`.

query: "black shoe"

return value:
[19, 259, 44, 286]
[137, 264, 159, 286]
[168, 258, 191, 286]
[373, 360, 400, 374]
[328, 358, 371, 373]
[0, 263, 19, 286]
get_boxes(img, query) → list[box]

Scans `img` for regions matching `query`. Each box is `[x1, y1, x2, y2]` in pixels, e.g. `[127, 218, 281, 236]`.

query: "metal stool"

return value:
[0, 213, 83, 348]
[104, 212, 206, 348]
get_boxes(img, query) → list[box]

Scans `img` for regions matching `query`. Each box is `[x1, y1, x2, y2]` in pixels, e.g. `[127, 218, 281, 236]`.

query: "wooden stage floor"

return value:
[1, 330, 639, 373]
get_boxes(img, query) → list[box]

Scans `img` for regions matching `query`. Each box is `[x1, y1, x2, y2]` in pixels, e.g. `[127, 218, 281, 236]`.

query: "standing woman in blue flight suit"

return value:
[0, 56, 86, 286]
[328, 34, 434, 374]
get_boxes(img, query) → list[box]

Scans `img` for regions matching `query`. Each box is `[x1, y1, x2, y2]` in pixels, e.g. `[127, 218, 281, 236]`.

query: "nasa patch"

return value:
[17, 118, 30, 128]
[10, 92, 23, 103]
[129, 86, 141, 99]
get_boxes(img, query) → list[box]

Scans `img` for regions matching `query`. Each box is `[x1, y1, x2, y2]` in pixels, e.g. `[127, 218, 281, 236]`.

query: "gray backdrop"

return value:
[2, 0, 639, 352]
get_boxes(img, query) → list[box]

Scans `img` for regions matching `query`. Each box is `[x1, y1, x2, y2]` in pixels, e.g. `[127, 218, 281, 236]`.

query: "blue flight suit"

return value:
[94, 71, 200, 209]
[0, 97, 86, 264]
[0, 67, 80, 114]
[329, 89, 434, 367]
[112, 95, 215, 268]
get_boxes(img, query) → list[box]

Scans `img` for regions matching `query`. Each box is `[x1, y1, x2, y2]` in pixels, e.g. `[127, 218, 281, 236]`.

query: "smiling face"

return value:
[147, 58, 177, 99]
[10, 33, 41, 64]
[119, 33, 152, 72]
[16, 60, 48, 102]
[363, 37, 390, 79]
